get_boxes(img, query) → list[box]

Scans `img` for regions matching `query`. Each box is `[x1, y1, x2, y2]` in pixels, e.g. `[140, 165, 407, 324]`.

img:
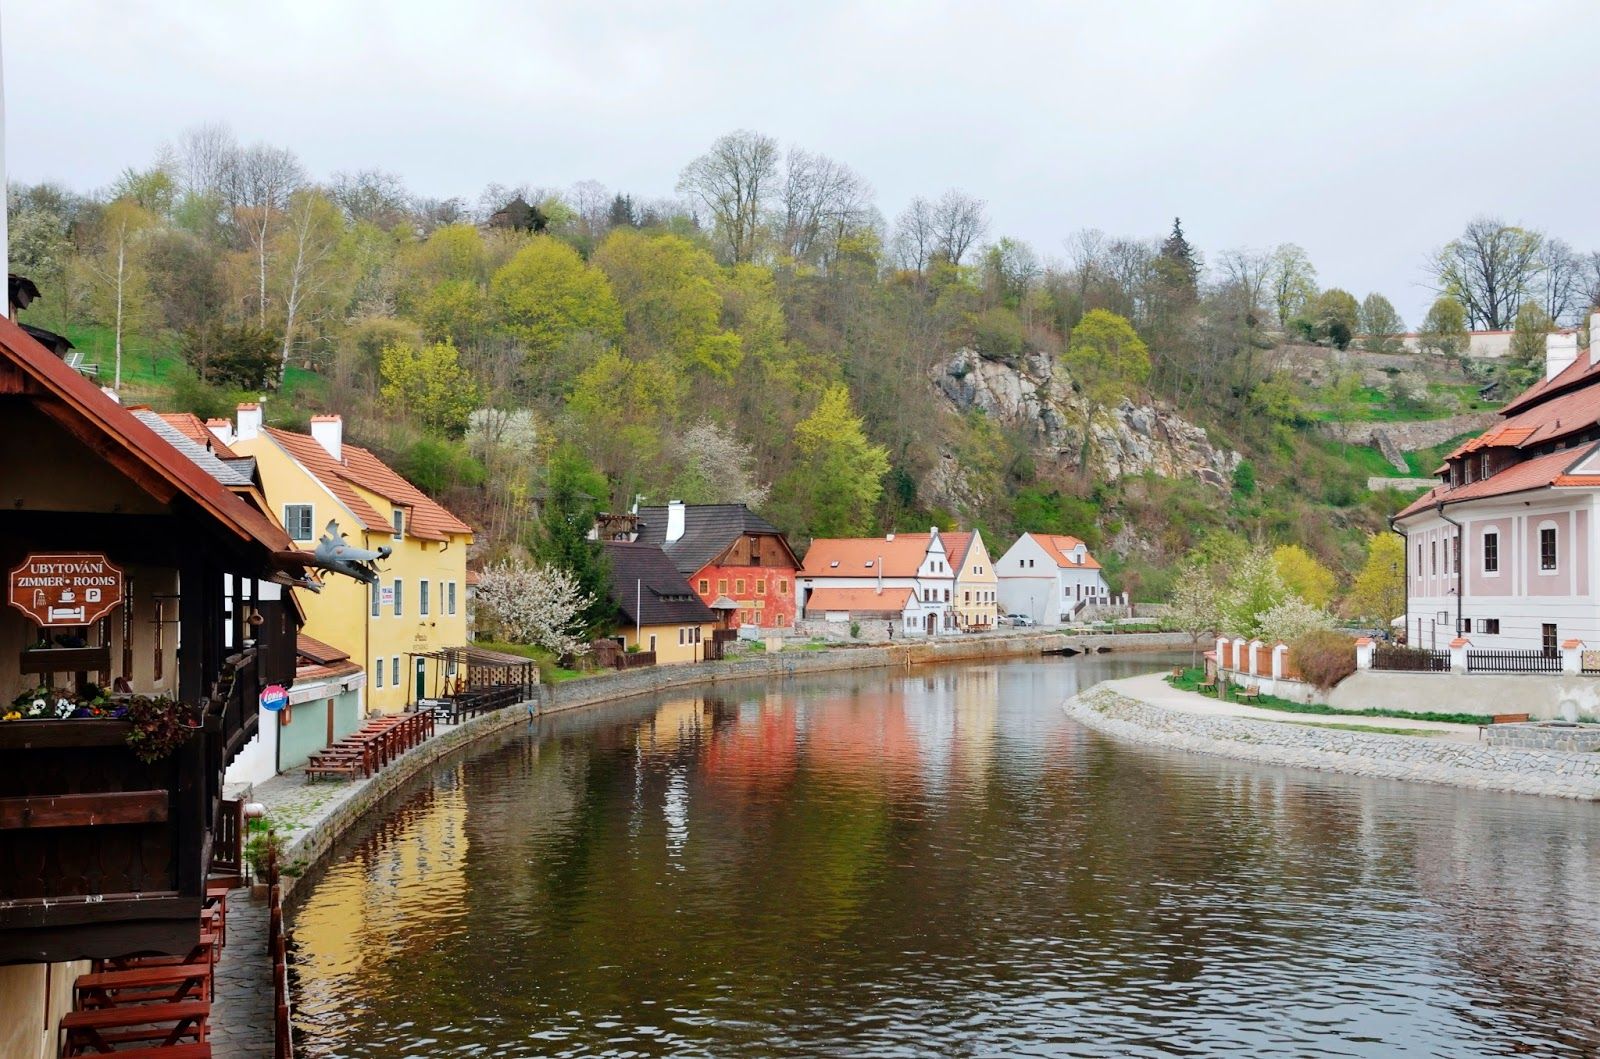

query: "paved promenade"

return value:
[212, 890, 273, 1059]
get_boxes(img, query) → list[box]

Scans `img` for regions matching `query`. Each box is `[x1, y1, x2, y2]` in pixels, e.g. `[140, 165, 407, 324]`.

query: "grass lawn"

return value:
[474, 640, 592, 682]
[1282, 720, 1446, 737]
[1166, 667, 1491, 726]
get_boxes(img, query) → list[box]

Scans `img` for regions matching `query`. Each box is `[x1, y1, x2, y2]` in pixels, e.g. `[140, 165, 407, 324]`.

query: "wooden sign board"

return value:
[8, 553, 124, 627]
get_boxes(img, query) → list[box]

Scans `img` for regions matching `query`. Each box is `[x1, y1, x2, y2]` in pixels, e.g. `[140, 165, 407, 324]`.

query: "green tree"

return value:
[1430, 217, 1544, 329]
[1062, 309, 1150, 470]
[1312, 288, 1360, 349]
[591, 229, 743, 379]
[1156, 217, 1200, 298]
[1221, 545, 1290, 638]
[1269, 243, 1318, 329]
[532, 444, 616, 634]
[1418, 296, 1470, 357]
[490, 236, 623, 371]
[777, 385, 889, 538]
[379, 340, 481, 436]
[1506, 301, 1555, 389]
[1357, 292, 1405, 352]
[1272, 544, 1336, 606]
[85, 197, 157, 391]
[1345, 532, 1406, 624]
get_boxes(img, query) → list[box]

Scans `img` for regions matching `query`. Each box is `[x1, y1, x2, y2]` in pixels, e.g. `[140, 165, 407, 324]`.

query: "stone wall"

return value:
[1316, 412, 1496, 454]
[1328, 670, 1600, 721]
[1065, 684, 1600, 800]
[1485, 722, 1600, 752]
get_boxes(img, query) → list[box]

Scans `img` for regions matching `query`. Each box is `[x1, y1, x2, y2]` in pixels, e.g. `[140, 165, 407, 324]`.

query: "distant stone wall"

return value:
[1316, 412, 1496, 453]
[1066, 684, 1600, 800]
[1367, 477, 1439, 492]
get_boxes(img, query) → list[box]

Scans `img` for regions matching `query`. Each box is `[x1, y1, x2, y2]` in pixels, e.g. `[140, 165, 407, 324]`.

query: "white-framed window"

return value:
[1540, 522, 1559, 572]
[392, 656, 400, 686]
[392, 509, 405, 541]
[1483, 529, 1500, 575]
[679, 628, 686, 645]
[447, 581, 457, 616]
[420, 580, 430, 617]
[284, 504, 314, 541]
[371, 581, 381, 618]
[393, 578, 404, 616]
[375, 659, 384, 688]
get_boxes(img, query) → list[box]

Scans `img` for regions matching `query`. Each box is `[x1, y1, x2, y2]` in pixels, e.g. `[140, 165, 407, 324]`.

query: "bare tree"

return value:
[1428, 216, 1545, 330]
[569, 180, 612, 239]
[276, 189, 344, 386]
[228, 143, 306, 326]
[172, 122, 238, 199]
[676, 130, 779, 264]
[776, 148, 873, 266]
[329, 169, 414, 228]
[1538, 237, 1586, 325]
[1216, 248, 1272, 325]
[931, 189, 988, 266]
[892, 197, 938, 272]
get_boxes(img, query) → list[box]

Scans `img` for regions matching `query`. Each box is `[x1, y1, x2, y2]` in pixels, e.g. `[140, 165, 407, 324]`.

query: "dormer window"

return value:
[829, 560, 839, 568]
[1479, 453, 1490, 480]
[392, 509, 405, 541]
[865, 560, 874, 568]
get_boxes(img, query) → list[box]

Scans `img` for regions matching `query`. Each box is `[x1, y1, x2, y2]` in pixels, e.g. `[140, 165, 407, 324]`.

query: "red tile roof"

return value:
[804, 586, 914, 615]
[1499, 348, 1599, 416]
[266, 428, 472, 542]
[942, 532, 974, 569]
[0, 315, 290, 553]
[1027, 533, 1102, 570]
[1395, 445, 1596, 520]
[297, 633, 351, 666]
[802, 533, 954, 578]
[157, 411, 238, 457]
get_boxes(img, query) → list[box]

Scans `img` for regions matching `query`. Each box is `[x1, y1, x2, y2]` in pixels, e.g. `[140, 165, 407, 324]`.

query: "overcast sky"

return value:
[8, 1, 1598, 321]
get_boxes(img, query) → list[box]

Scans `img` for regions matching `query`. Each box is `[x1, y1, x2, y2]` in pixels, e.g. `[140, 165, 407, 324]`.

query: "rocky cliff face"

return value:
[931, 348, 1241, 487]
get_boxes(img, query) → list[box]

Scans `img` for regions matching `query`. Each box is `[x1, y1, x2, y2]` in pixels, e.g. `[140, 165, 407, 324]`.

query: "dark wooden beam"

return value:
[0, 790, 168, 829]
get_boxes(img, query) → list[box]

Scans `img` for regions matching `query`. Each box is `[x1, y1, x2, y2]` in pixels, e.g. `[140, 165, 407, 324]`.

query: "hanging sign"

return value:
[260, 685, 289, 713]
[8, 553, 124, 626]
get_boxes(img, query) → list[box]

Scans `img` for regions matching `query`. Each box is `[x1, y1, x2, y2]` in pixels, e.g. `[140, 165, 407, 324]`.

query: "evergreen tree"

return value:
[1156, 216, 1200, 297]
[531, 445, 616, 634]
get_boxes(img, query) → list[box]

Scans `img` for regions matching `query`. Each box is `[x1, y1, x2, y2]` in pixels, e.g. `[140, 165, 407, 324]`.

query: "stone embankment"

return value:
[1065, 680, 1600, 800]
[1317, 412, 1495, 470]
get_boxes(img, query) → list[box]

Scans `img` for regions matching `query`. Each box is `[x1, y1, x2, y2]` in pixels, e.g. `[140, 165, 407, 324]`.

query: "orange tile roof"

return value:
[1499, 348, 1599, 416]
[297, 633, 351, 665]
[1395, 445, 1596, 520]
[804, 586, 914, 615]
[1028, 533, 1102, 570]
[267, 427, 472, 542]
[941, 531, 974, 568]
[802, 533, 950, 578]
[157, 411, 238, 457]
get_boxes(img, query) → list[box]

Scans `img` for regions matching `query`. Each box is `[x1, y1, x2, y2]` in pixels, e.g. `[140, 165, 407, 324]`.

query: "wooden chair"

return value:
[61, 999, 210, 1054]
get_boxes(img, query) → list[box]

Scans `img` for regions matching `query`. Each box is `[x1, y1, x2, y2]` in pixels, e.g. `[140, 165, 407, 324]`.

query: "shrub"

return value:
[1292, 629, 1357, 689]
[850, 621, 861, 639]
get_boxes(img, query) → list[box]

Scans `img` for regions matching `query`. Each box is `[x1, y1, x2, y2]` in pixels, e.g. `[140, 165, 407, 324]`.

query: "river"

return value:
[289, 653, 1600, 1057]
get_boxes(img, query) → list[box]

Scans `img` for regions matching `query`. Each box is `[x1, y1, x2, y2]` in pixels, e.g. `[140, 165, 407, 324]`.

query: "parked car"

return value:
[1005, 614, 1036, 627]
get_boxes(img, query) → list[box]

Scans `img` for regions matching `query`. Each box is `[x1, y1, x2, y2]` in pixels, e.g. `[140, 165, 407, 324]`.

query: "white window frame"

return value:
[375, 658, 384, 688]
[284, 504, 315, 541]
[1482, 527, 1501, 577]
[392, 509, 405, 541]
[392, 656, 400, 687]
[393, 578, 404, 616]
[420, 579, 430, 617]
[371, 581, 381, 617]
[1538, 520, 1560, 575]
[447, 581, 457, 616]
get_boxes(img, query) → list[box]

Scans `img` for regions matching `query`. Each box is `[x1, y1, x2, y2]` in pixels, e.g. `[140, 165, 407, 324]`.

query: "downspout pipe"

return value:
[1388, 512, 1407, 642]
[1435, 501, 1464, 638]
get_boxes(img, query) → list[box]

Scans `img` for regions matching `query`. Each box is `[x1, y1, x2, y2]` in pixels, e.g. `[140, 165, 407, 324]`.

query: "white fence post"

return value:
[1449, 637, 1471, 675]
[1272, 643, 1288, 681]
[1247, 639, 1264, 676]
[1562, 638, 1585, 676]
[1355, 637, 1374, 670]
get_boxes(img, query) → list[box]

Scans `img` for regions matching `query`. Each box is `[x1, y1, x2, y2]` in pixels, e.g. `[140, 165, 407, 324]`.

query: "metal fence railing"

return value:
[1372, 645, 1451, 672]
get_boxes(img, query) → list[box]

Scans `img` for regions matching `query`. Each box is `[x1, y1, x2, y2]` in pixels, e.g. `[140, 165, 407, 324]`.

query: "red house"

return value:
[635, 503, 801, 630]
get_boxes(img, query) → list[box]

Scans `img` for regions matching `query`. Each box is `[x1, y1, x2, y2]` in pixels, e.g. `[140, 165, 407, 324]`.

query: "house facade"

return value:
[634, 502, 800, 630]
[994, 533, 1111, 625]
[605, 541, 718, 663]
[946, 531, 998, 630]
[798, 530, 957, 635]
[1396, 315, 1600, 653]
[220, 408, 473, 712]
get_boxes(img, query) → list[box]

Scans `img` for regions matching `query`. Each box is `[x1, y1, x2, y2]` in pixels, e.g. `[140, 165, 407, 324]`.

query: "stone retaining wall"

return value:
[1486, 722, 1600, 752]
[1065, 684, 1600, 800]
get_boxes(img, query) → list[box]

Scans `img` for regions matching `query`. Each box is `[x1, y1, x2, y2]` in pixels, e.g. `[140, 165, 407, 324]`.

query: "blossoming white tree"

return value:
[476, 558, 594, 658]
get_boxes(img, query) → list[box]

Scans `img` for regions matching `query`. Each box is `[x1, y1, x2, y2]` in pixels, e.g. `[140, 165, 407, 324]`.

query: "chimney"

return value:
[205, 417, 234, 446]
[236, 402, 262, 442]
[1546, 330, 1579, 380]
[310, 414, 343, 462]
[666, 500, 686, 543]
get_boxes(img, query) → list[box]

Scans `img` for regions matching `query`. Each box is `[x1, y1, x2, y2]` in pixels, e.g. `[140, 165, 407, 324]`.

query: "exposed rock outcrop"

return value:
[932, 348, 1241, 487]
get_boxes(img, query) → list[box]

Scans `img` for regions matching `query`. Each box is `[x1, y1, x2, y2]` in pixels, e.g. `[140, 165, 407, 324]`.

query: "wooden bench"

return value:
[76, 964, 211, 1007]
[90, 1044, 211, 1059]
[1236, 685, 1261, 703]
[62, 998, 209, 1053]
[1478, 712, 1532, 740]
[1197, 677, 1217, 693]
[95, 934, 216, 973]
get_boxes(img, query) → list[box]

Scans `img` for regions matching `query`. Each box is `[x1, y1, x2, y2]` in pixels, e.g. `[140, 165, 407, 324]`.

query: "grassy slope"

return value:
[1167, 667, 1491, 725]
[65, 323, 328, 407]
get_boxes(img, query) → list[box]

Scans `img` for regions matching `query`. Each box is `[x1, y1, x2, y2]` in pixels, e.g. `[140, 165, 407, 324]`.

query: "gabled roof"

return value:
[801, 533, 948, 579]
[1499, 348, 1600, 417]
[804, 586, 914, 616]
[1025, 533, 1102, 570]
[635, 504, 796, 575]
[1395, 444, 1597, 520]
[266, 428, 473, 542]
[604, 541, 717, 627]
[297, 633, 351, 666]
[942, 532, 974, 568]
[0, 314, 290, 553]
[156, 411, 239, 458]
[132, 410, 253, 488]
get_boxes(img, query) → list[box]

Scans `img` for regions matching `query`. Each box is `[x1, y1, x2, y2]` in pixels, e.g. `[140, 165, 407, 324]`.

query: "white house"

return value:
[1395, 313, 1600, 653]
[798, 530, 957, 635]
[995, 533, 1111, 625]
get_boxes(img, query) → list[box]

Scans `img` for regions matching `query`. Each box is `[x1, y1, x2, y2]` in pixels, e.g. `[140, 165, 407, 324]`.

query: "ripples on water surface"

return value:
[290, 655, 1600, 1057]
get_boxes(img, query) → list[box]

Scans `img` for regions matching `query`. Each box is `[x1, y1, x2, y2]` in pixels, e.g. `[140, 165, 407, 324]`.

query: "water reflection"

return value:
[290, 655, 1600, 1058]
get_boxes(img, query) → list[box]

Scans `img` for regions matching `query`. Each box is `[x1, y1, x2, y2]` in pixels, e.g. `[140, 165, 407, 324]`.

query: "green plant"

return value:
[122, 695, 198, 763]
[850, 621, 861, 639]
[245, 830, 282, 876]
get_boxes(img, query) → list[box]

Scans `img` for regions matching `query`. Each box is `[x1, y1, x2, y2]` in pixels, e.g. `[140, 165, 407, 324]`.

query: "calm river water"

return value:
[290, 654, 1600, 1058]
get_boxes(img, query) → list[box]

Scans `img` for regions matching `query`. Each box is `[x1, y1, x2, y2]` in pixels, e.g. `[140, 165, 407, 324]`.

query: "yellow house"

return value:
[948, 531, 998, 630]
[219, 406, 473, 712]
[604, 541, 717, 664]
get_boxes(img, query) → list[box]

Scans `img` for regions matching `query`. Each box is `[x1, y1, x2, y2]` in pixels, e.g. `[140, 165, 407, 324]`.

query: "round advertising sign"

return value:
[260, 684, 289, 713]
